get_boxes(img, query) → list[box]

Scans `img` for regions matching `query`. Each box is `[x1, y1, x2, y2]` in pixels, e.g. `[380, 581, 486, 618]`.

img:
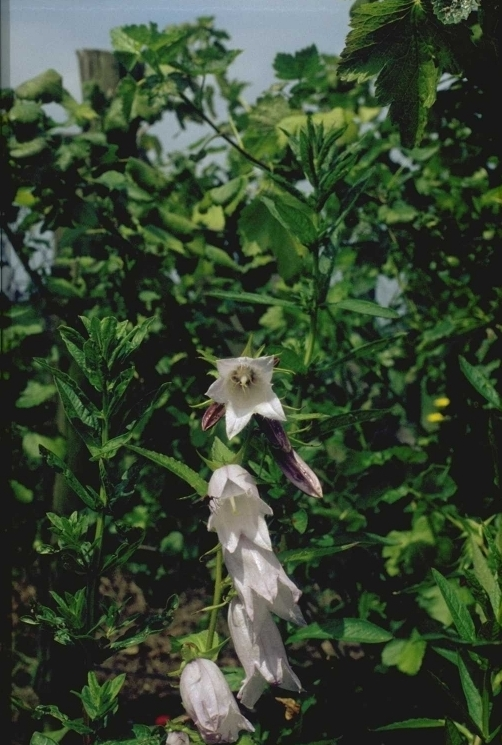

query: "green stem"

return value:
[205, 544, 224, 652]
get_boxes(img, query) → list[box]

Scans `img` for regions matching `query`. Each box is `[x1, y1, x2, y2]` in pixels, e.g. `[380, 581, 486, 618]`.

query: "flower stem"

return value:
[206, 544, 224, 652]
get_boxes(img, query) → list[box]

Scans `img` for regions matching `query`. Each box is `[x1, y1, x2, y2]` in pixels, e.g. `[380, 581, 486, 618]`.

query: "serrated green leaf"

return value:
[238, 198, 306, 281]
[288, 618, 392, 644]
[40, 447, 98, 509]
[338, 0, 458, 146]
[127, 445, 207, 497]
[279, 544, 358, 564]
[469, 538, 501, 624]
[206, 289, 299, 309]
[261, 195, 317, 247]
[445, 718, 464, 745]
[459, 356, 501, 410]
[273, 45, 320, 80]
[332, 298, 400, 319]
[457, 653, 484, 734]
[373, 718, 445, 731]
[431, 569, 476, 642]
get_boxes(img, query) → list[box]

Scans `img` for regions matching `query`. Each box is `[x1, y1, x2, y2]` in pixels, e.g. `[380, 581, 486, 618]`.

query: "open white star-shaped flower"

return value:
[205, 356, 286, 440]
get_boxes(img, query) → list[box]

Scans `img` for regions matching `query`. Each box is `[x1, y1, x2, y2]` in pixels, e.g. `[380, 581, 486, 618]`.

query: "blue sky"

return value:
[6, 0, 351, 102]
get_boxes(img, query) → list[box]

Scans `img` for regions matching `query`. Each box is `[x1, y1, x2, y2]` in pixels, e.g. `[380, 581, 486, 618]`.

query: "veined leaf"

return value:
[459, 356, 501, 410]
[279, 544, 358, 564]
[338, 0, 461, 147]
[127, 445, 207, 497]
[206, 290, 300, 309]
[261, 195, 317, 247]
[373, 718, 445, 731]
[457, 653, 485, 735]
[431, 569, 476, 642]
[288, 618, 392, 644]
[40, 447, 98, 510]
[332, 298, 400, 319]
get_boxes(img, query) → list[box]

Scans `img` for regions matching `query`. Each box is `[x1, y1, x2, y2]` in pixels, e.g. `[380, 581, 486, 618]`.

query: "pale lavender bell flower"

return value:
[207, 465, 273, 553]
[165, 733, 189, 745]
[228, 597, 302, 709]
[223, 536, 306, 627]
[205, 356, 286, 440]
[180, 658, 254, 744]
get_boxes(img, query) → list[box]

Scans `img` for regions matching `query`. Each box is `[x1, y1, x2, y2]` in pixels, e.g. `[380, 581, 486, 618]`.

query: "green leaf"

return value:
[459, 356, 501, 410]
[288, 618, 392, 644]
[40, 447, 98, 510]
[16, 69, 63, 102]
[338, 0, 459, 147]
[10, 137, 48, 158]
[308, 409, 391, 437]
[279, 544, 358, 564]
[88, 432, 134, 461]
[10, 480, 34, 504]
[431, 569, 476, 642]
[127, 445, 208, 497]
[431, 0, 478, 24]
[457, 653, 484, 735]
[332, 298, 400, 319]
[273, 45, 321, 80]
[470, 537, 501, 620]
[261, 195, 317, 247]
[382, 631, 427, 675]
[30, 734, 60, 745]
[16, 380, 56, 408]
[33, 704, 92, 734]
[373, 718, 445, 731]
[238, 198, 306, 281]
[206, 290, 299, 309]
[445, 718, 465, 745]
[8, 100, 42, 123]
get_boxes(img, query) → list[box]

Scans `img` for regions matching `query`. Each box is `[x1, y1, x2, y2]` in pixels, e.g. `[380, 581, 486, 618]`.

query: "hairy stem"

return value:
[206, 544, 224, 652]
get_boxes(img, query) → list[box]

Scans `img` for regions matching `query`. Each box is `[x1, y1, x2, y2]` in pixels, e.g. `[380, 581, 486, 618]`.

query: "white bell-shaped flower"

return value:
[205, 356, 286, 440]
[180, 658, 254, 744]
[223, 536, 306, 627]
[165, 733, 189, 745]
[208, 465, 273, 553]
[228, 597, 303, 709]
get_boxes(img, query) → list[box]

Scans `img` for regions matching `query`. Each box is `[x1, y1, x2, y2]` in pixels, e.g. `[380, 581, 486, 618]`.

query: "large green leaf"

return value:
[15, 69, 63, 102]
[338, 0, 461, 147]
[459, 356, 501, 410]
[206, 290, 299, 309]
[238, 198, 306, 281]
[457, 653, 485, 736]
[332, 298, 400, 319]
[374, 718, 445, 731]
[431, 569, 476, 642]
[127, 445, 208, 497]
[40, 447, 99, 510]
[289, 618, 392, 644]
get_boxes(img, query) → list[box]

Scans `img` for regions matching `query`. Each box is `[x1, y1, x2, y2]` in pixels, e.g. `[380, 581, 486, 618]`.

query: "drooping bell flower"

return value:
[228, 597, 302, 709]
[179, 658, 254, 744]
[165, 733, 189, 745]
[207, 465, 273, 553]
[205, 356, 286, 440]
[223, 536, 306, 627]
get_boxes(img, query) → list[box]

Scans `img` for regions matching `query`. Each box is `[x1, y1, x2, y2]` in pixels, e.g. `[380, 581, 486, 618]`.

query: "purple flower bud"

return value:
[275, 449, 323, 499]
[202, 402, 226, 432]
[180, 658, 254, 744]
[256, 415, 292, 452]
[228, 597, 302, 709]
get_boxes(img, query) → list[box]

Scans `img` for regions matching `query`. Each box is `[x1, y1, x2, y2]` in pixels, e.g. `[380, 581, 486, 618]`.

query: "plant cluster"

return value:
[5, 4, 501, 745]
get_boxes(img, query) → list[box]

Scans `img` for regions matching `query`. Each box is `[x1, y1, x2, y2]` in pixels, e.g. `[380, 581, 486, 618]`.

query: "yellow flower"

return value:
[427, 412, 445, 423]
[433, 396, 450, 408]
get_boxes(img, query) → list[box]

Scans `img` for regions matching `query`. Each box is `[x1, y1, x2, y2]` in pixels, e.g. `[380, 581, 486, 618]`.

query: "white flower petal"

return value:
[180, 658, 254, 744]
[223, 537, 305, 626]
[205, 356, 284, 440]
[208, 466, 272, 553]
[228, 598, 302, 709]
